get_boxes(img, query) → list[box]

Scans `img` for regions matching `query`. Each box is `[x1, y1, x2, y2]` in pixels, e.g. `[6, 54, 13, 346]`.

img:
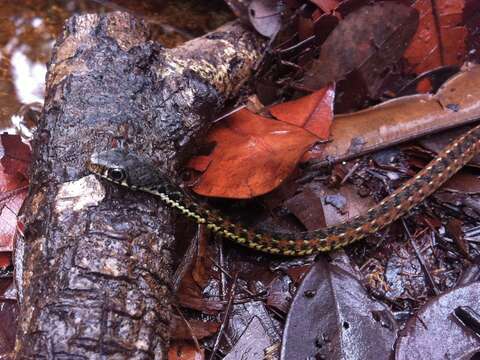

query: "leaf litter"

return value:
[178, 1, 480, 358]
[4, 0, 480, 359]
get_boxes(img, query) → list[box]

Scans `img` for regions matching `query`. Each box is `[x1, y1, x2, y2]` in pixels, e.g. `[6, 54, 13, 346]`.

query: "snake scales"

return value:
[87, 124, 480, 256]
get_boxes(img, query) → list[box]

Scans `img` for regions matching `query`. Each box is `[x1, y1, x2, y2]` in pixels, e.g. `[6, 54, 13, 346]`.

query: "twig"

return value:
[217, 238, 227, 299]
[173, 304, 202, 353]
[208, 255, 257, 297]
[401, 219, 440, 295]
[208, 272, 238, 360]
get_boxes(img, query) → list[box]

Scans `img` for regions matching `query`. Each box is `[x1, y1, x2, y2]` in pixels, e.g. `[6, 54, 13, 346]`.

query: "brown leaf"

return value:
[445, 218, 470, 258]
[285, 264, 311, 284]
[302, 2, 418, 98]
[168, 341, 204, 360]
[269, 86, 335, 139]
[0, 300, 17, 357]
[266, 276, 291, 314]
[405, 0, 467, 74]
[442, 171, 480, 192]
[190, 109, 317, 198]
[224, 0, 250, 21]
[187, 155, 211, 173]
[176, 230, 223, 314]
[285, 185, 327, 230]
[0, 134, 31, 179]
[190, 228, 212, 289]
[171, 314, 220, 340]
[308, 64, 480, 166]
[286, 179, 376, 233]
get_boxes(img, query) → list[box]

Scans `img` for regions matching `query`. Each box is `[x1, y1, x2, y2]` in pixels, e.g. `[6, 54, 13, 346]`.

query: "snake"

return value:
[87, 124, 480, 256]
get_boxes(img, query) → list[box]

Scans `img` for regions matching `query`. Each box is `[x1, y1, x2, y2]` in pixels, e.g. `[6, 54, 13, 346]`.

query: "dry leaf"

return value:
[191, 109, 317, 198]
[269, 86, 335, 139]
[405, 0, 467, 74]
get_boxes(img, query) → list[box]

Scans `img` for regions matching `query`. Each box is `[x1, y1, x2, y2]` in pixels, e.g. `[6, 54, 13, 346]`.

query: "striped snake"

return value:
[87, 124, 480, 256]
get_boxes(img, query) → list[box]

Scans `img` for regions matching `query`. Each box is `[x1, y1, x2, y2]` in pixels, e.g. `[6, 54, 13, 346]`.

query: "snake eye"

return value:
[108, 168, 125, 182]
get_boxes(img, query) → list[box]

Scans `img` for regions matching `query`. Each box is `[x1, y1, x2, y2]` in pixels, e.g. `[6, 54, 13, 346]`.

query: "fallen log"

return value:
[15, 12, 265, 359]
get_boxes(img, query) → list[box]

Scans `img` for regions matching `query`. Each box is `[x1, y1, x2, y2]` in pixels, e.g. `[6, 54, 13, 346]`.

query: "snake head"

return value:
[87, 149, 170, 190]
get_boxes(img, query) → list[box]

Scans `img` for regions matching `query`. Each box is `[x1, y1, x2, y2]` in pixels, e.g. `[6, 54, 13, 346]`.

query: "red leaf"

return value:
[0, 253, 10, 269]
[405, 0, 467, 74]
[269, 86, 335, 139]
[187, 155, 211, 173]
[190, 109, 317, 198]
[309, 0, 340, 13]
[416, 77, 433, 93]
[0, 165, 27, 252]
[0, 134, 30, 252]
[0, 134, 31, 179]
[168, 341, 204, 360]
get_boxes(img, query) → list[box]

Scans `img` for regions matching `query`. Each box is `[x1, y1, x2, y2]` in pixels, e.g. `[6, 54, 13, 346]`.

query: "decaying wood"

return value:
[14, 12, 265, 359]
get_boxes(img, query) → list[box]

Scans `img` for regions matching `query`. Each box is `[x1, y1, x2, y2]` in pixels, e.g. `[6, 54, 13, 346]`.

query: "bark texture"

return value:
[14, 12, 265, 359]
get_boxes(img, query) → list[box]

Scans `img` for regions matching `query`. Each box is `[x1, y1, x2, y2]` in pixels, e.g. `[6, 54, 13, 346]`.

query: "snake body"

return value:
[87, 124, 480, 256]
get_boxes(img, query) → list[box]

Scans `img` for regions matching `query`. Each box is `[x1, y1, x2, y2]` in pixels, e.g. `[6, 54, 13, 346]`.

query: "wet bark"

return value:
[14, 12, 265, 359]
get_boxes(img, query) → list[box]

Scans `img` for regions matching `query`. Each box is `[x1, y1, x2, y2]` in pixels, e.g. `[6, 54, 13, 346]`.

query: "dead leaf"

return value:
[0, 165, 28, 253]
[190, 109, 317, 198]
[395, 282, 480, 359]
[248, 0, 284, 38]
[168, 341, 204, 360]
[457, 257, 480, 285]
[405, 0, 467, 74]
[419, 124, 480, 167]
[266, 276, 292, 314]
[281, 256, 398, 359]
[223, 316, 273, 360]
[170, 314, 220, 340]
[0, 135, 31, 254]
[0, 190, 25, 253]
[269, 86, 335, 139]
[0, 253, 10, 270]
[224, 0, 250, 21]
[442, 171, 480, 192]
[185, 155, 211, 173]
[445, 218, 470, 258]
[309, 0, 339, 14]
[0, 300, 17, 356]
[286, 179, 376, 234]
[285, 185, 327, 230]
[309, 64, 480, 166]
[226, 300, 280, 359]
[384, 246, 429, 300]
[302, 2, 418, 97]
[0, 134, 31, 179]
[176, 231, 224, 314]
